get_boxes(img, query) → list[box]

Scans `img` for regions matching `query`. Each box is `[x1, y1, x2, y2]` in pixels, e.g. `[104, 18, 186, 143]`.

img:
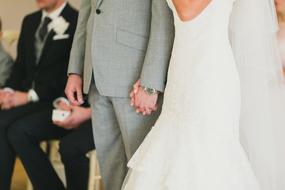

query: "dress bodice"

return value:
[166, 0, 236, 45]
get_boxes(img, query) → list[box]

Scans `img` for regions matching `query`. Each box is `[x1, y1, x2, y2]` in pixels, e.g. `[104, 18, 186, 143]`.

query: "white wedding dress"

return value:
[122, 0, 260, 189]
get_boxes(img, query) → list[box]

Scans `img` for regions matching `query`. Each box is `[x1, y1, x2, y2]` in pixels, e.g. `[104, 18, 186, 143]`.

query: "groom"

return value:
[65, 0, 174, 189]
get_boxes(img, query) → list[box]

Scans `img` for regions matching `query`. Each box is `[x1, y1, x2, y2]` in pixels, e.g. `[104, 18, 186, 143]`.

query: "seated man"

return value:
[0, 0, 78, 189]
[8, 97, 95, 190]
[0, 18, 14, 87]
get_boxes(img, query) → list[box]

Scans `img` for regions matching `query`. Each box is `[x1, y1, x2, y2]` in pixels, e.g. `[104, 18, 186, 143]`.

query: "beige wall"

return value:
[0, 0, 80, 57]
[0, 0, 80, 30]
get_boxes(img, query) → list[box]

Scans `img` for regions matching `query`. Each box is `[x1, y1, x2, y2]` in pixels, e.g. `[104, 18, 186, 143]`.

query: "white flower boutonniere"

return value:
[49, 16, 70, 40]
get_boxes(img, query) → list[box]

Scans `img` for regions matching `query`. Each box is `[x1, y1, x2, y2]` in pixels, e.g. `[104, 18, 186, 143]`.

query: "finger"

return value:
[130, 91, 136, 103]
[66, 88, 77, 105]
[133, 80, 140, 89]
[134, 93, 144, 108]
[142, 108, 150, 116]
[133, 81, 141, 94]
[9, 98, 16, 108]
[53, 120, 59, 125]
[136, 108, 142, 114]
[137, 106, 145, 114]
[53, 121, 62, 126]
[2, 104, 10, 110]
[152, 105, 158, 111]
[130, 91, 134, 98]
[59, 103, 72, 111]
[76, 87, 84, 105]
[130, 98, 135, 106]
[133, 98, 139, 108]
[55, 120, 68, 128]
[0, 101, 6, 109]
[133, 86, 139, 94]
[130, 94, 136, 106]
[145, 108, 152, 115]
[148, 104, 157, 112]
[3, 100, 12, 109]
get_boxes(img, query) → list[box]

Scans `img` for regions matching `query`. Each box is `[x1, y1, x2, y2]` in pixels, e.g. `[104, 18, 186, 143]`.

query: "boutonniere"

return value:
[49, 16, 70, 40]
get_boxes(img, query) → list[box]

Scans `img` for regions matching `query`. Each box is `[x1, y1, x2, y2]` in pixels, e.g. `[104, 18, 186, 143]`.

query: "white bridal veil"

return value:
[230, 0, 285, 189]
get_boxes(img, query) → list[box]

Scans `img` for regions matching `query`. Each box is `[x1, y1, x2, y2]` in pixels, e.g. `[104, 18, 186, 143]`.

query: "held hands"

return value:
[130, 80, 158, 116]
[0, 90, 29, 110]
[0, 90, 14, 110]
[12, 91, 29, 107]
[53, 100, 92, 130]
[65, 74, 84, 106]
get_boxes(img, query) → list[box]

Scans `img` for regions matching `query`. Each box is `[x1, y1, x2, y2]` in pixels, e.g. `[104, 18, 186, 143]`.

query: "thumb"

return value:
[133, 80, 141, 91]
[66, 86, 77, 105]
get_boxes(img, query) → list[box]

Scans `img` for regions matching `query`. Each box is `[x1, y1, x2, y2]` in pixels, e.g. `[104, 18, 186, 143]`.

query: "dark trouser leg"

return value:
[0, 119, 16, 190]
[0, 102, 50, 190]
[59, 120, 95, 190]
[7, 109, 68, 190]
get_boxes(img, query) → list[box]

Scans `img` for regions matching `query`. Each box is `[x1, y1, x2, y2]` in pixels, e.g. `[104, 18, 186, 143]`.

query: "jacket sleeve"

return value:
[5, 16, 28, 90]
[67, 0, 92, 76]
[140, 0, 175, 92]
[0, 53, 14, 87]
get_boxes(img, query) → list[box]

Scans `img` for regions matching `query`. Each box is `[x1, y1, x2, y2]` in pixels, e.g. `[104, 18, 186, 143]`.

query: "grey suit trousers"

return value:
[88, 85, 161, 190]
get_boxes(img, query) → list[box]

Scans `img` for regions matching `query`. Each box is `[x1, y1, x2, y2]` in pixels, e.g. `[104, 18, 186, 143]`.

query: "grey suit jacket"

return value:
[0, 43, 14, 87]
[68, 0, 174, 97]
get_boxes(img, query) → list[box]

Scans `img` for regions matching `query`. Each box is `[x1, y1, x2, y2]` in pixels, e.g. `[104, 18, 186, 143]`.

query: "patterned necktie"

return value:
[39, 17, 52, 41]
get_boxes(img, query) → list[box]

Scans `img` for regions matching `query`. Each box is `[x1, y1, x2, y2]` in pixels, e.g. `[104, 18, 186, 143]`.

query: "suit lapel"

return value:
[29, 12, 42, 68]
[39, 29, 55, 64]
[38, 26, 56, 66]
[96, 0, 104, 8]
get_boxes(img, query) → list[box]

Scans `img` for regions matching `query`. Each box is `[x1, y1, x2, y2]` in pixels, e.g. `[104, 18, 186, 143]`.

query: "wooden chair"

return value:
[87, 150, 103, 190]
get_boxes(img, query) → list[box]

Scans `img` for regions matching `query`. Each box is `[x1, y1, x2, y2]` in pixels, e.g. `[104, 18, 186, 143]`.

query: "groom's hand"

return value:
[65, 74, 84, 106]
[130, 80, 141, 106]
[0, 90, 6, 104]
[132, 86, 158, 115]
[11, 91, 29, 108]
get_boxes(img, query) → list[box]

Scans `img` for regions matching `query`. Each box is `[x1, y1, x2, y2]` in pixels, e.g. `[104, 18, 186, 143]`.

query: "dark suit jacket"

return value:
[6, 4, 78, 101]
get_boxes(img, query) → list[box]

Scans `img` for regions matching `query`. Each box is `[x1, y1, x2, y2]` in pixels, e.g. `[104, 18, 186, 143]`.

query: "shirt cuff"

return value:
[28, 89, 39, 102]
[3, 88, 15, 93]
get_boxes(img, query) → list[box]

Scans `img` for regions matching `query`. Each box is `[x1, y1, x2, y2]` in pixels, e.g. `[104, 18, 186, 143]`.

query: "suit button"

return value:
[96, 9, 101, 15]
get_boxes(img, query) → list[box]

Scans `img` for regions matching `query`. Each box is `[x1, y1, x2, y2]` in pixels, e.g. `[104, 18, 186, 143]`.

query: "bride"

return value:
[122, 0, 284, 189]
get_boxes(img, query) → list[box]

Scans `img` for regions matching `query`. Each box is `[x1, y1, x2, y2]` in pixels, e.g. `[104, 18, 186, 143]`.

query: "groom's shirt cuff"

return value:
[28, 89, 39, 102]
